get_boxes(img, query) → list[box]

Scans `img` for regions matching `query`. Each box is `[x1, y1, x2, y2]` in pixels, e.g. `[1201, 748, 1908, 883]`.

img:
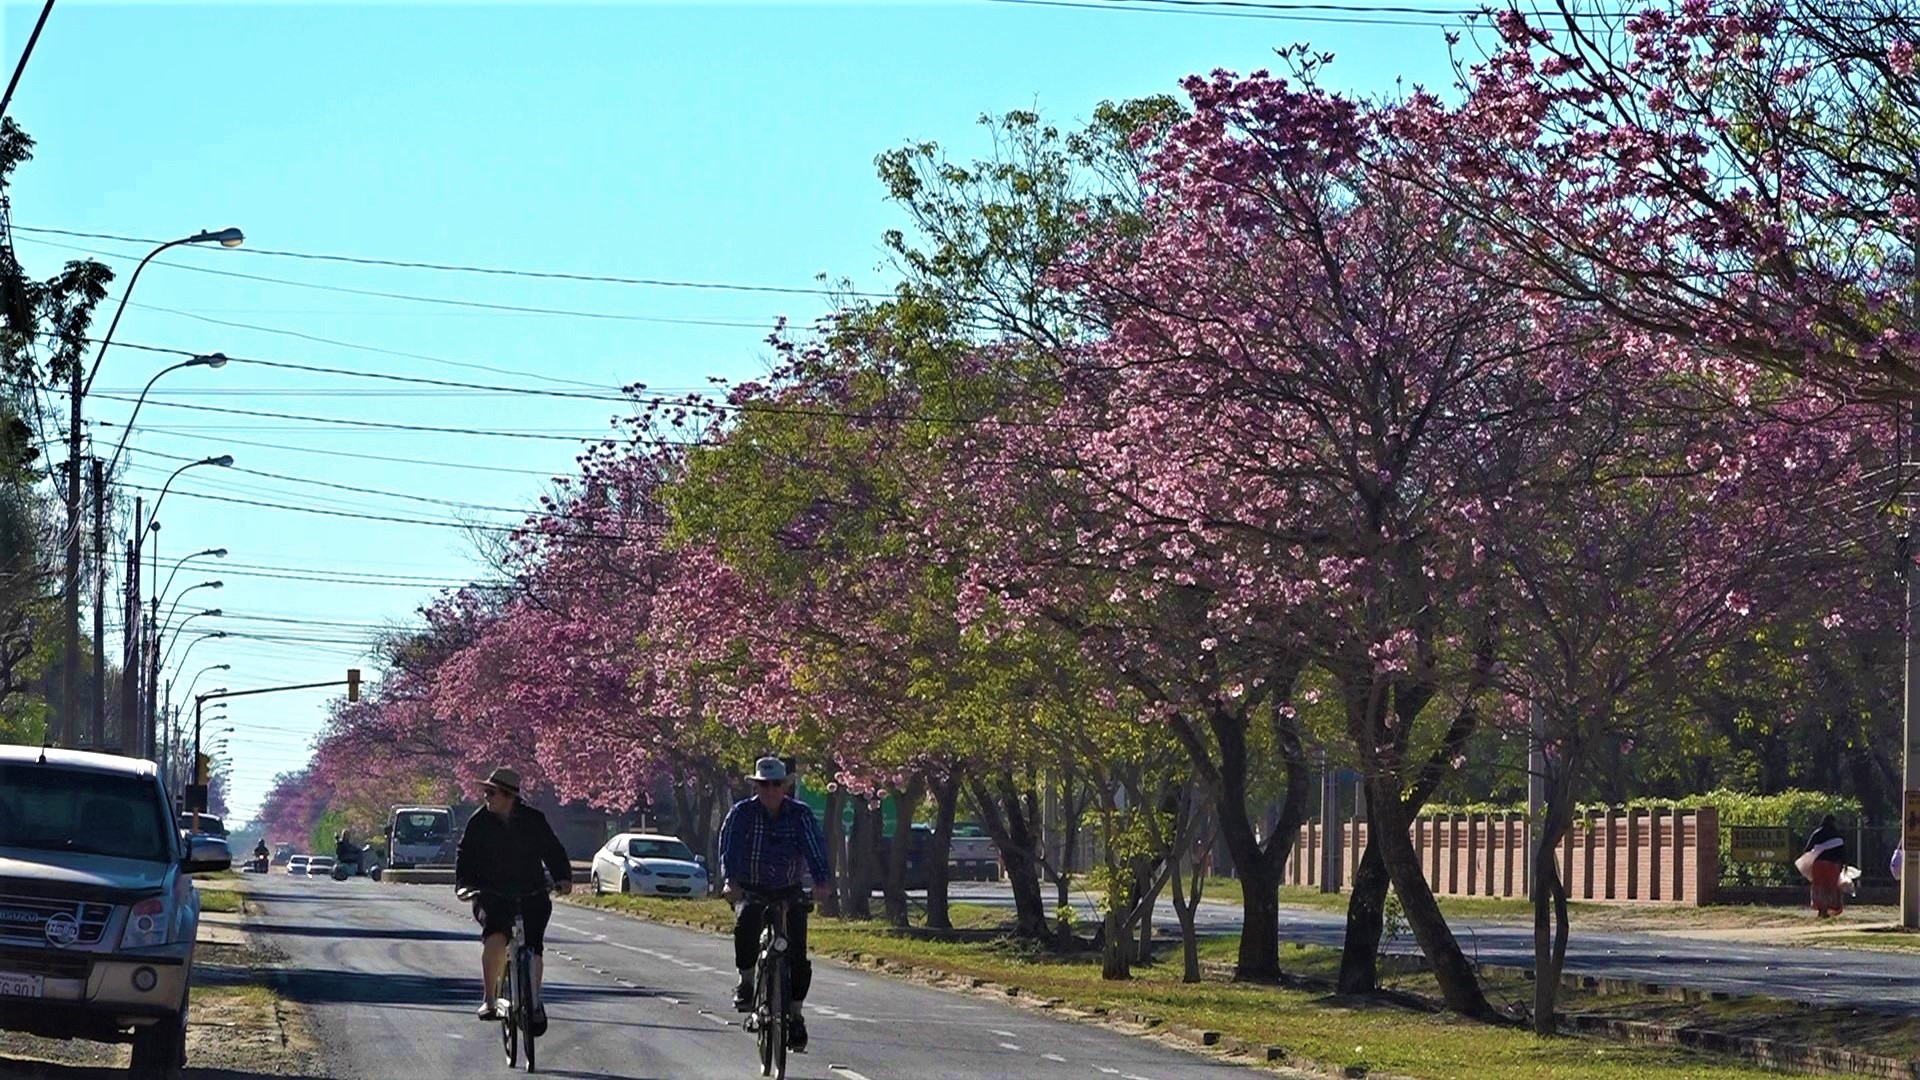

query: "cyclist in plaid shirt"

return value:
[720, 757, 831, 1051]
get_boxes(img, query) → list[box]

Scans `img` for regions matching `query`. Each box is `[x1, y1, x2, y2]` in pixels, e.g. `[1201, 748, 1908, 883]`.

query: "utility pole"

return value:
[1904, 397, 1920, 927]
[124, 496, 142, 756]
[89, 457, 104, 749]
[59, 362, 81, 747]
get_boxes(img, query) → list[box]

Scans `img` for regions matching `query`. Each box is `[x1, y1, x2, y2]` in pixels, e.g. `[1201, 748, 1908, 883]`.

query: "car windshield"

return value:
[628, 838, 696, 861]
[0, 764, 171, 863]
[393, 812, 449, 843]
[309, 857, 333, 866]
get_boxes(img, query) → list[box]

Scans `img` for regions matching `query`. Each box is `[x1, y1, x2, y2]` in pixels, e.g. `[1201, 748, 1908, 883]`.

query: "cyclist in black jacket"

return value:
[455, 767, 572, 1029]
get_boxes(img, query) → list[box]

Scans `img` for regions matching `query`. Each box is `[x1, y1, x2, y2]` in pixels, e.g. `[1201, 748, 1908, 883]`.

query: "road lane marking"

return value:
[998, 1042, 1022, 1051]
[1092, 1068, 1120, 1075]
[992, 1029, 1016, 1037]
[696, 1010, 731, 1026]
[830, 1069, 875, 1080]
[1043, 1053, 1067, 1062]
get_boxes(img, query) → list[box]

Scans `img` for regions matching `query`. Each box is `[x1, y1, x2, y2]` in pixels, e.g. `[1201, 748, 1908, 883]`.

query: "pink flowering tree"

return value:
[1483, 362, 1883, 1032]
[1391, 0, 1920, 396]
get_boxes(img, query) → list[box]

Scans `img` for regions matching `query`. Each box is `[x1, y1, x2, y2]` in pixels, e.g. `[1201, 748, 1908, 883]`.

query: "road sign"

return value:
[1728, 825, 1792, 863]
[183, 783, 209, 814]
[1906, 792, 1920, 850]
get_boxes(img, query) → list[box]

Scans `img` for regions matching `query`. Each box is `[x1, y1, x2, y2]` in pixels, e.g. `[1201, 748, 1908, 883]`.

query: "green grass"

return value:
[195, 887, 243, 914]
[561, 895, 1815, 1079]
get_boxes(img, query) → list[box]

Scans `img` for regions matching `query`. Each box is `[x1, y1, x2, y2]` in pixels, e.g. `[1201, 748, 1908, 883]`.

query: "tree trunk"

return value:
[823, 788, 847, 918]
[882, 779, 926, 929]
[1100, 904, 1130, 979]
[1337, 837, 1390, 993]
[1170, 855, 1203, 983]
[846, 800, 879, 920]
[1532, 768, 1576, 1035]
[1365, 773, 1491, 1016]
[1135, 869, 1163, 964]
[967, 772, 1051, 940]
[925, 772, 960, 930]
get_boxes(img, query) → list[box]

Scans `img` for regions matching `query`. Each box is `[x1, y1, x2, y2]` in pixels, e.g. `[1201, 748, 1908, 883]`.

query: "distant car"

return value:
[590, 833, 708, 897]
[0, 746, 231, 1078]
[304, 856, 336, 880]
[286, 855, 311, 877]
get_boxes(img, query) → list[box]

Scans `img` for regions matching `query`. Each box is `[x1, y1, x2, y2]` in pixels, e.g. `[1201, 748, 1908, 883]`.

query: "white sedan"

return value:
[306, 856, 336, 880]
[286, 855, 311, 876]
[590, 833, 709, 898]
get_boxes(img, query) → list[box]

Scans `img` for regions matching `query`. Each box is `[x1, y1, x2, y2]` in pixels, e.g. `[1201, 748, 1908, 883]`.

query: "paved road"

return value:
[244, 877, 1251, 1079]
[946, 882, 1920, 1015]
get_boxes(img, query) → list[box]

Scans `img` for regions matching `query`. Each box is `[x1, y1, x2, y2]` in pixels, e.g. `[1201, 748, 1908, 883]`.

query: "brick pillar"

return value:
[1649, 807, 1666, 902]
[1603, 811, 1619, 900]
[1626, 807, 1643, 901]
[1694, 807, 1719, 906]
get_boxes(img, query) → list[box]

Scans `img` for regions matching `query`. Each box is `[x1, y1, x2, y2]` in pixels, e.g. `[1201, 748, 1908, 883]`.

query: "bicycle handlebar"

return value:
[739, 888, 814, 910]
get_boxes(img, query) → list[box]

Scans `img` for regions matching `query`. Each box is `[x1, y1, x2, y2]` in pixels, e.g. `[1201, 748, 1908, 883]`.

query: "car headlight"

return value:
[121, 898, 168, 949]
[628, 862, 654, 877]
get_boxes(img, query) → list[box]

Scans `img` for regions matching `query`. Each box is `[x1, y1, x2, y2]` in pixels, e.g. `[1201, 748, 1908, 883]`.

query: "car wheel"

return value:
[620, 874, 630, 894]
[590, 872, 602, 896]
[130, 989, 188, 1079]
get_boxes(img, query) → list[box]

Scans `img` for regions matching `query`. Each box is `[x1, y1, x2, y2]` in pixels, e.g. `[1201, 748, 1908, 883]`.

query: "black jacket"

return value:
[1805, 824, 1849, 865]
[456, 800, 572, 894]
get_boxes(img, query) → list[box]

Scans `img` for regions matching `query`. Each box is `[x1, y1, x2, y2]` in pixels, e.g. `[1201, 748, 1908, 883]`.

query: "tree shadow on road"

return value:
[245, 923, 474, 941]
[272, 967, 696, 1009]
[4, 1062, 327, 1080]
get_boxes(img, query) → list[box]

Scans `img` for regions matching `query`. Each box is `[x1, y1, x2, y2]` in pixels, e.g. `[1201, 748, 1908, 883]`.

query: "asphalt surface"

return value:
[946, 881, 1920, 1015]
[244, 877, 1251, 1079]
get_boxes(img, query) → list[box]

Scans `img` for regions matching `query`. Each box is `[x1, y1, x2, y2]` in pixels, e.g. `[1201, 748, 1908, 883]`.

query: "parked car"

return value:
[877, 824, 1003, 889]
[305, 856, 336, 880]
[285, 855, 311, 877]
[0, 745, 231, 1078]
[589, 833, 708, 897]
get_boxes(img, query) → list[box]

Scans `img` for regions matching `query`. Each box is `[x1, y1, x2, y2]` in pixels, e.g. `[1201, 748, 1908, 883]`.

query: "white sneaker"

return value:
[477, 1000, 501, 1020]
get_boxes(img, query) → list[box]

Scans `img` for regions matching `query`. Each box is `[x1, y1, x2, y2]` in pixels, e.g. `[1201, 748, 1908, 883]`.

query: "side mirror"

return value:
[694, 854, 706, 867]
[183, 835, 232, 875]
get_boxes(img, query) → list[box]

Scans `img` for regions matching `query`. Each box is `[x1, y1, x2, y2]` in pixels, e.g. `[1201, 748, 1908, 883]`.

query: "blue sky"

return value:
[1, 1, 1463, 823]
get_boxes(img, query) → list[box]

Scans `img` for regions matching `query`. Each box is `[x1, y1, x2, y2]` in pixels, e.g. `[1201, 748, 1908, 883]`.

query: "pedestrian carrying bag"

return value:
[1794, 850, 1819, 881]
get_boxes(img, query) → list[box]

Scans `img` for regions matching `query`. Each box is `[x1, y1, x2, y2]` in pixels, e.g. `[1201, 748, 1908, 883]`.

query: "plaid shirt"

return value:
[718, 795, 831, 890]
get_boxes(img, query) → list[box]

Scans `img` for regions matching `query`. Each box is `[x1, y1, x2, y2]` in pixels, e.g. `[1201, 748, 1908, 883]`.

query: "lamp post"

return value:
[142, 456, 230, 756]
[182, 662, 229, 708]
[62, 228, 242, 749]
[136, 549, 222, 758]
[104, 354, 228, 480]
[161, 581, 222, 632]
[158, 608, 221, 672]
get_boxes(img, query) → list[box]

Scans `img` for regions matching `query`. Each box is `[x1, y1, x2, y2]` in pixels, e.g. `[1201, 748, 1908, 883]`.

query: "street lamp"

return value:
[142, 458, 230, 758]
[171, 631, 225, 679]
[61, 227, 244, 749]
[161, 548, 227, 606]
[182, 662, 230, 707]
[162, 581, 222, 631]
[160, 608, 222, 668]
[104, 354, 229, 479]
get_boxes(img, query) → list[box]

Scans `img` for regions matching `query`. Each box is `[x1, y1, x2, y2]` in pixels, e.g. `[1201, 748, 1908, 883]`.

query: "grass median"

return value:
[563, 892, 1827, 1079]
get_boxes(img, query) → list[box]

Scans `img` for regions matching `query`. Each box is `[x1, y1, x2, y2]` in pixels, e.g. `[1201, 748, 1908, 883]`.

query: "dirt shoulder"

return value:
[0, 888, 319, 1078]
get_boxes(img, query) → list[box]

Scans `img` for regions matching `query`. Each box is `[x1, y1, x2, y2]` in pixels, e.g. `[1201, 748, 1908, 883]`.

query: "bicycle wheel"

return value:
[498, 969, 517, 1067]
[755, 960, 774, 1077]
[768, 958, 787, 1080]
[518, 949, 538, 1074]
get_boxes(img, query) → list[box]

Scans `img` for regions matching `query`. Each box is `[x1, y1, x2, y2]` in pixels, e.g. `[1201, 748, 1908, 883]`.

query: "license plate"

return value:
[657, 885, 690, 894]
[0, 972, 43, 998]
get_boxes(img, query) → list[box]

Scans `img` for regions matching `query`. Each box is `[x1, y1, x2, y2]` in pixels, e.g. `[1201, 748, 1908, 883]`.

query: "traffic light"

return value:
[347, 668, 361, 702]
[194, 752, 210, 786]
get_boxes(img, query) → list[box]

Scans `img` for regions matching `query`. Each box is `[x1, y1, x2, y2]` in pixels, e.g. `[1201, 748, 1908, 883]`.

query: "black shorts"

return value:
[472, 893, 553, 954]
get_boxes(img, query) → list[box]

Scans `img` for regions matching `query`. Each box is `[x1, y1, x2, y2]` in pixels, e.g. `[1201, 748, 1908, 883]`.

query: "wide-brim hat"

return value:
[481, 766, 522, 794]
[748, 757, 787, 783]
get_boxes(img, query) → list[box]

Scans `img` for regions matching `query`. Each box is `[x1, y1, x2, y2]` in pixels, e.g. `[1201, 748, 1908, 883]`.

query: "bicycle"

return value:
[739, 888, 812, 1079]
[460, 887, 550, 1073]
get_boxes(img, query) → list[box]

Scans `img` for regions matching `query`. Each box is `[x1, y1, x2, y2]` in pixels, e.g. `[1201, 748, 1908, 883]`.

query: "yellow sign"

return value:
[1728, 826, 1792, 863]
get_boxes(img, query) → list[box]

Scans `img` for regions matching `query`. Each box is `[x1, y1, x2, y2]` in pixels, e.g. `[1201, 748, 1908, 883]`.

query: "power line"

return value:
[122, 301, 627, 391]
[121, 481, 526, 533]
[14, 236, 793, 328]
[983, 0, 1464, 26]
[129, 445, 562, 518]
[15, 224, 888, 299]
[118, 427, 569, 477]
[96, 394, 628, 443]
